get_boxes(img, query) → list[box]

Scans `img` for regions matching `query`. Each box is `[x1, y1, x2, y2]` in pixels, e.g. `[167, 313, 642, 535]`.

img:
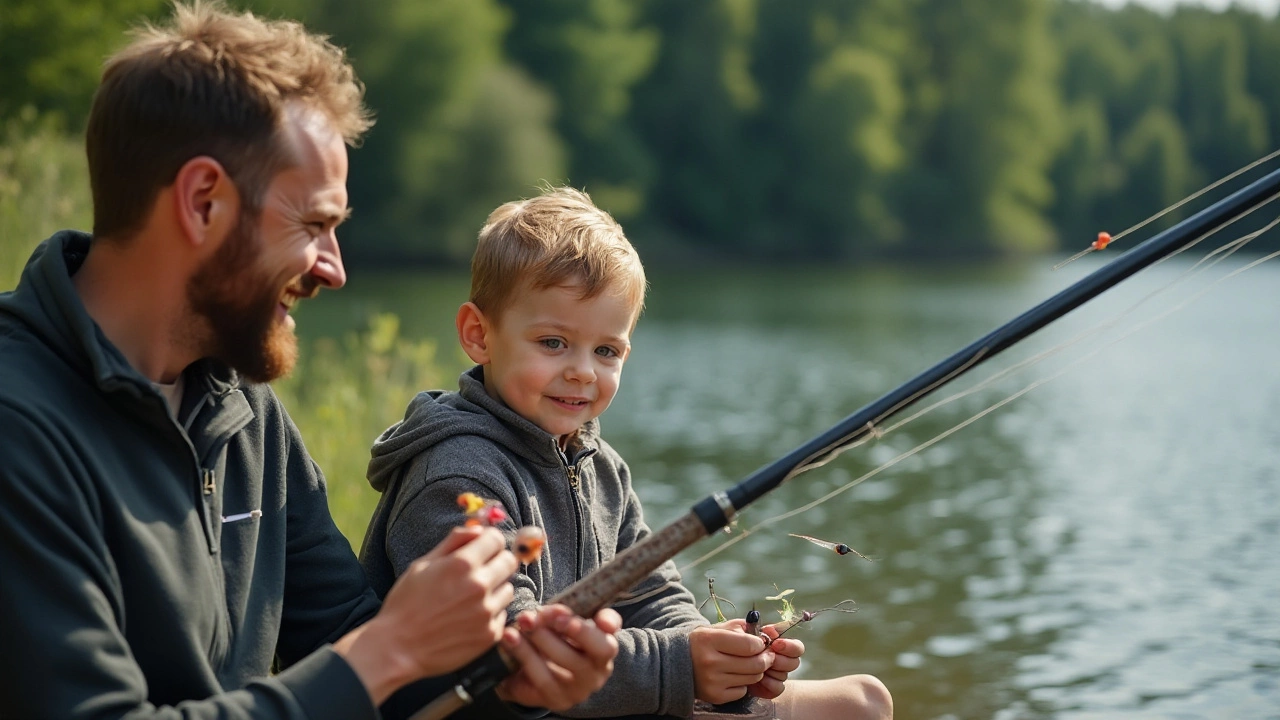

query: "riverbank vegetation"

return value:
[4, 0, 1280, 272]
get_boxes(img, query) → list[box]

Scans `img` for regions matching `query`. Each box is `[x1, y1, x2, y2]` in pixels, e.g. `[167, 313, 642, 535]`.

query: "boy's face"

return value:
[478, 283, 636, 439]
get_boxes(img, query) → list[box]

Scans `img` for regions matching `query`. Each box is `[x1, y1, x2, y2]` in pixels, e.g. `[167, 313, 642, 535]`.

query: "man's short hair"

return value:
[470, 186, 647, 324]
[86, 0, 372, 239]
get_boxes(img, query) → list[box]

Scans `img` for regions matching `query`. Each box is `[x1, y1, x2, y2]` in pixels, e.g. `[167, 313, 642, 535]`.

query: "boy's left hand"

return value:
[496, 604, 622, 711]
[748, 624, 804, 700]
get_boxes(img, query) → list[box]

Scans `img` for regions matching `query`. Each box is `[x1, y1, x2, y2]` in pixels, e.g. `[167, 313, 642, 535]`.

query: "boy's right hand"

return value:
[689, 620, 776, 704]
[336, 526, 518, 704]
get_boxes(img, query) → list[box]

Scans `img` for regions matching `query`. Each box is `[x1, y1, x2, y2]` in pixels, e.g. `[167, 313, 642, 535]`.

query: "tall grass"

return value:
[0, 108, 91, 290]
[275, 313, 446, 548]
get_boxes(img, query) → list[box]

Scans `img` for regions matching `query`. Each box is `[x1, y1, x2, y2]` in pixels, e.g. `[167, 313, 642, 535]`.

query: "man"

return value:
[0, 3, 619, 719]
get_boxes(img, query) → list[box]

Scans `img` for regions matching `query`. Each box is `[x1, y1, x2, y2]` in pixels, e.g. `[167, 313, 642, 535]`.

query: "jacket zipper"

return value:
[561, 451, 588, 579]
[172, 388, 231, 669]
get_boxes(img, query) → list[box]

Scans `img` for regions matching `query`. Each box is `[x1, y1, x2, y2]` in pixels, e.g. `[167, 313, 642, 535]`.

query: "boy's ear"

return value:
[456, 302, 492, 365]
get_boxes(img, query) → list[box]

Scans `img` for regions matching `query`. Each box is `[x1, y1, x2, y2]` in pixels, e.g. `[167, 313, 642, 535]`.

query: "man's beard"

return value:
[187, 214, 313, 383]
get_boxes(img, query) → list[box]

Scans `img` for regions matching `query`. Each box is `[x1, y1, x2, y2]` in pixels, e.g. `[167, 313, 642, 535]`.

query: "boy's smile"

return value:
[463, 282, 637, 440]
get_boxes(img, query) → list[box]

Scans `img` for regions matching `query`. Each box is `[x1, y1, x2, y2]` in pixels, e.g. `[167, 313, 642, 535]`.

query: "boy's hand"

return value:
[336, 526, 517, 704]
[496, 605, 622, 711]
[689, 620, 775, 704]
[747, 625, 804, 700]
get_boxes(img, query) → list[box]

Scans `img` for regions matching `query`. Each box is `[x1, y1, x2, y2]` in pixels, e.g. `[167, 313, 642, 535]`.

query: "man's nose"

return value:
[310, 231, 346, 289]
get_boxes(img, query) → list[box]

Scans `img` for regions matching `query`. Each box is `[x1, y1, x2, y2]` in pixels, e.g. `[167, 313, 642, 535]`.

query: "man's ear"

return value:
[172, 156, 239, 251]
[456, 302, 492, 365]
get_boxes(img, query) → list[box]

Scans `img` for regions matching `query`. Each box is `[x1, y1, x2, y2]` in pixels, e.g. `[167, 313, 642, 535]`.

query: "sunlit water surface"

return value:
[305, 253, 1280, 719]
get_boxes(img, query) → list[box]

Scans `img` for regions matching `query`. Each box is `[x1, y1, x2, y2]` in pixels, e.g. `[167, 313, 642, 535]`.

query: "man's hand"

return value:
[335, 526, 518, 704]
[747, 625, 804, 700]
[689, 620, 775, 704]
[496, 604, 622, 711]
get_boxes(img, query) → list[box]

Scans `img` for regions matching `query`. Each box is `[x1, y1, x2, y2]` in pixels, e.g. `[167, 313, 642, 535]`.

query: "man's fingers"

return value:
[426, 525, 484, 557]
[450, 527, 508, 565]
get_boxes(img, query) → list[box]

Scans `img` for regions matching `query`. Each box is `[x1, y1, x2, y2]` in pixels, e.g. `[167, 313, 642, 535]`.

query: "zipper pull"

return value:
[566, 463, 579, 489]
[203, 469, 216, 495]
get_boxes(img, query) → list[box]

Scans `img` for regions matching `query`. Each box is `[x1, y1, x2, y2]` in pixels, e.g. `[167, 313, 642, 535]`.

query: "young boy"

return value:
[359, 187, 892, 720]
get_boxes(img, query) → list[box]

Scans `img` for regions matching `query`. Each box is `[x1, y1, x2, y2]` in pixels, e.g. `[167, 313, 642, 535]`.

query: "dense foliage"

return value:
[2, 0, 1278, 267]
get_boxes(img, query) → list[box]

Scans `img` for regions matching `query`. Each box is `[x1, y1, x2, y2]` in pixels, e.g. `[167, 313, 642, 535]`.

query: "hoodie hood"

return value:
[366, 365, 598, 492]
[0, 232, 245, 420]
[1, 231, 131, 388]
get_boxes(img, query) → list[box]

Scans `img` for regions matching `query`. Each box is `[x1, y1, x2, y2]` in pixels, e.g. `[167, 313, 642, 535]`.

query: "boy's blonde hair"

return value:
[470, 187, 647, 323]
[87, 0, 372, 239]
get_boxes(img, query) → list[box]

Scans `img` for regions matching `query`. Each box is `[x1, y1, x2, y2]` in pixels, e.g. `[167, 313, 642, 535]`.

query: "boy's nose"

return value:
[564, 354, 596, 382]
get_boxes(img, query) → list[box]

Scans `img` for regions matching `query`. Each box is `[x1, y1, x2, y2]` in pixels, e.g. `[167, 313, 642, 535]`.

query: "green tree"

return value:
[1171, 9, 1269, 180]
[0, 0, 167, 124]
[896, 0, 1062, 256]
[256, 0, 566, 264]
[626, 0, 765, 255]
[752, 0, 908, 257]
[497, 0, 659, 218]
[1240, 11, 1280, 151]
[1113, 107, 1196, 229]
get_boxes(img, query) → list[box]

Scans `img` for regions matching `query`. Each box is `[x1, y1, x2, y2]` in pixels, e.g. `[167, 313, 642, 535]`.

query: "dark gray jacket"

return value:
[360, 366, 709, 719]
[0, 232, 381, 719]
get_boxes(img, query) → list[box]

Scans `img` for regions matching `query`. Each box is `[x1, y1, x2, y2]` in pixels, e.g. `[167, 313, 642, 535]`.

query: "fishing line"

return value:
[778, 193, 1279, 486]
[1054, 148, 1280, 270]
[679, 212, 1280, 574]
[863, 194, 1280, 451]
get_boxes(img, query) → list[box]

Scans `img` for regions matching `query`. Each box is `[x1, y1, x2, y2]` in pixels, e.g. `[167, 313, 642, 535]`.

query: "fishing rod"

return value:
[413, 166, 1280, 720]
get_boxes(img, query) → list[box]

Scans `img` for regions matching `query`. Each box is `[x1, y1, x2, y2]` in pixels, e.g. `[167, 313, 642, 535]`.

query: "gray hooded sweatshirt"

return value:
[360, 366, 709, 719]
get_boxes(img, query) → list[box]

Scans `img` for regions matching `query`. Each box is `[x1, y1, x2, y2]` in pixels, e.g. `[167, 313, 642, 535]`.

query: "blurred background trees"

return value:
[3, 0, 1279, 275]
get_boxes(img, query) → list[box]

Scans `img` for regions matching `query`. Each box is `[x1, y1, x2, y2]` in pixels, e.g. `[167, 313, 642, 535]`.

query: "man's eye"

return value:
[541, 338, 564, 350]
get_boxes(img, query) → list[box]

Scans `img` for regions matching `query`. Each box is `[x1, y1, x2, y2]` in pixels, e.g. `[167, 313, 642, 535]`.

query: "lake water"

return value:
[308, 251, 1280, 719]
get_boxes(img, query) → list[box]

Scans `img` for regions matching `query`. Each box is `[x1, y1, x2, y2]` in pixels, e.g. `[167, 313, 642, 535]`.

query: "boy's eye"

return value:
[540, 338, 564, 350]
[595, 346, 618, 358]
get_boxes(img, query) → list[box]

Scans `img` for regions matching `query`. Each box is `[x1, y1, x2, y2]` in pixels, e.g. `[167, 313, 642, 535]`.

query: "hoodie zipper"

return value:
[560, 450, 590, 579]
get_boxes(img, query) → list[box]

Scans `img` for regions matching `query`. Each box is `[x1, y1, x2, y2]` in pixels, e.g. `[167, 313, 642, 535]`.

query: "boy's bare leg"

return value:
[770, 676, 893, 720]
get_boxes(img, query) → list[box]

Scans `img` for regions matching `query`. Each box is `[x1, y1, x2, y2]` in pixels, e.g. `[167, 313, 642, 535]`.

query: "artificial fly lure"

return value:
[698, 574, 737, 623]
[513, 526, 546, 565]
[412, 155, 1280, 720]
[455, 493, 547, 564]
[771, 600, 859, 641]
[788, 533, 873, 561]
[749, 586, 858, 644]
[456, 492, 508, 527]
